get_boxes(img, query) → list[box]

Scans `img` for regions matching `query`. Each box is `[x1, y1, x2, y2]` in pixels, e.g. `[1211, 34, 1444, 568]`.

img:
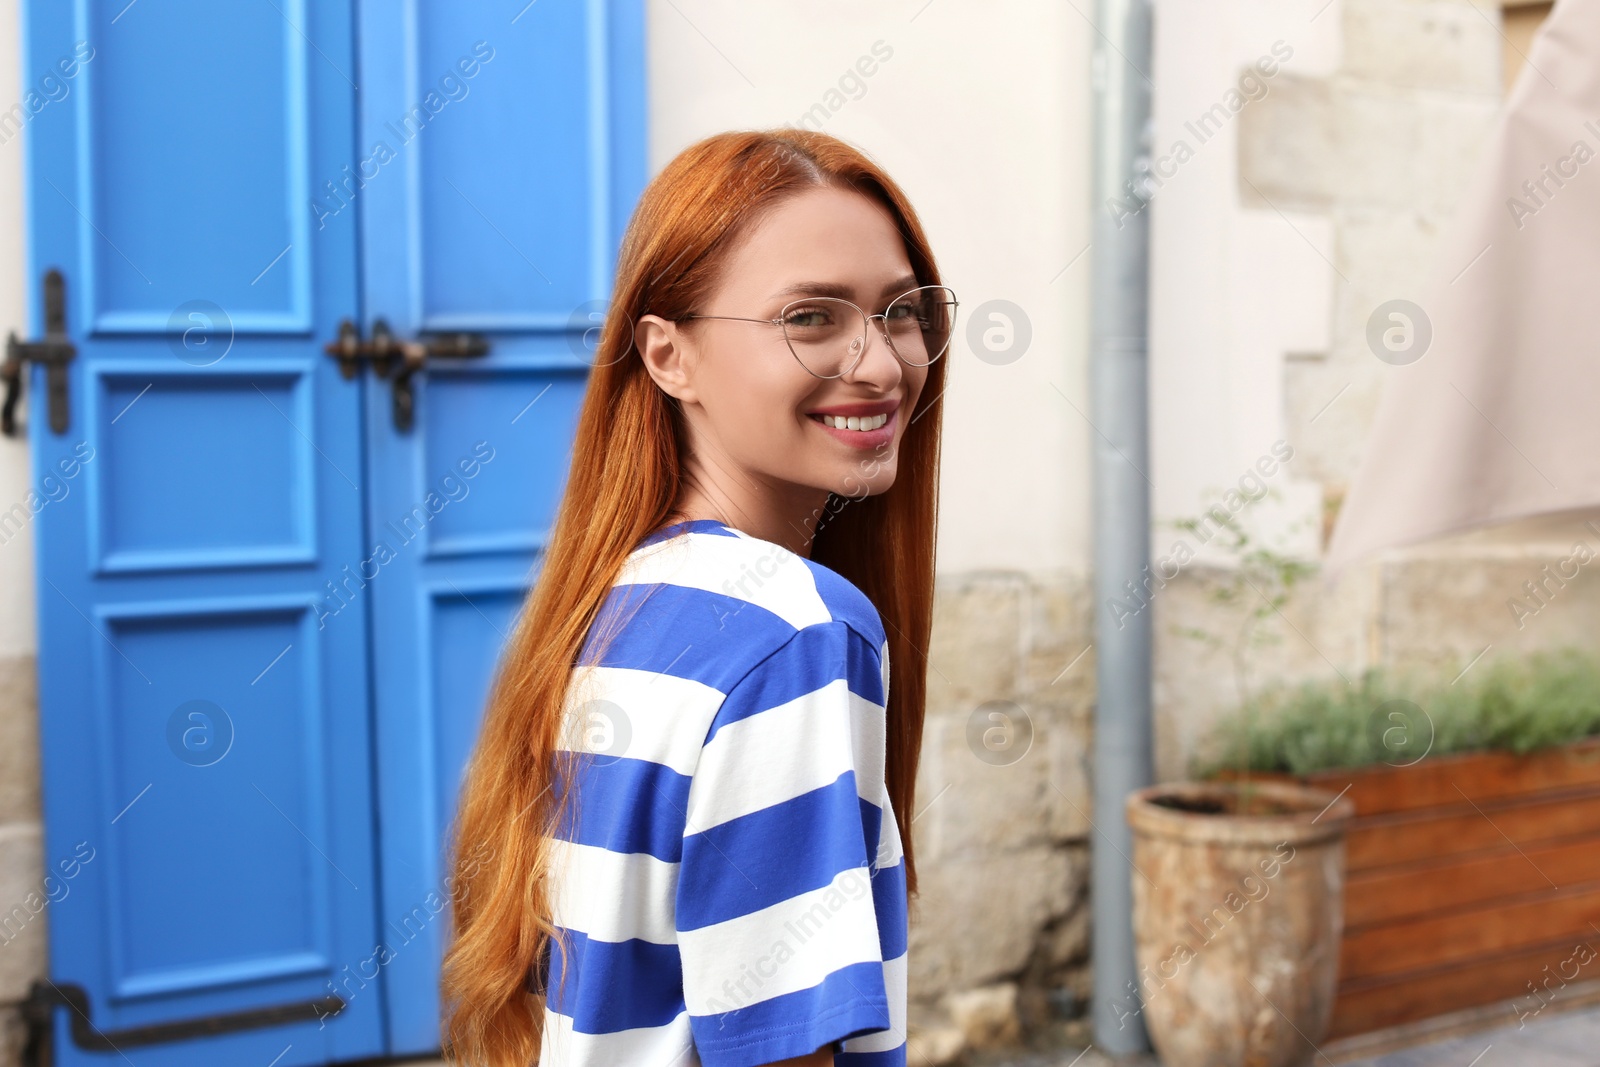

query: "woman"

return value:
[442, 128, 953, 1067]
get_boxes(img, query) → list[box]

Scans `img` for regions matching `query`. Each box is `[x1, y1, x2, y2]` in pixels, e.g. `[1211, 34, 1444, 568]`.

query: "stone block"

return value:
[0, 1006, 24, 1067]
[918, 703, 1089, 860]
[1153, 570, 1259, 780]
[1238, 73, 1337, 210]
[1153, 566, 1354, 781]
[0, 822, 46, 1003]
[927, 574, 1024, 714]
[1045, 889, 1092, 971]
[1341, 0, 1502, 95]
[905, 1026, 965, 1066]
[941, 981, 1022, 1050]
[1020, 573, 1094, 699]
[1379, 547, 1600, 669]
[1282, 360, 1384, 490]
[1043, 707, 1092, 841]
[1327, 83, 1499, 214]
[1328, 84, 1431, 211]
[1332, 209, 1440, 352]
[0, 657, 38, 824]
[908, 846, 1077, 999]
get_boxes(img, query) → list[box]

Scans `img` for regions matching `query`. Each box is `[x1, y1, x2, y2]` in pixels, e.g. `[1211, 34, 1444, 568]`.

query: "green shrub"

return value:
[1193, 648, 1600, 776]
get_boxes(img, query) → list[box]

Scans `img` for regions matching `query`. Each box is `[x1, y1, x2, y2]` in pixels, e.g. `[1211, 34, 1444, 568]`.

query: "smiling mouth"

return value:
[807, 412, 890, 431]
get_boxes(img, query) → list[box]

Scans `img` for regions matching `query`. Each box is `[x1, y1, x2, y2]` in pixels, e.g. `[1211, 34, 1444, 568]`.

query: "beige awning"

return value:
[1325, 0, 1600, 576]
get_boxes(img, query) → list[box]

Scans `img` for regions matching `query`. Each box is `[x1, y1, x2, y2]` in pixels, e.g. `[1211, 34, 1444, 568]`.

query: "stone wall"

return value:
[1156, 515, 1600, 783]
[907, 570, 1096, 1053]
[0, 654, 40, 1067]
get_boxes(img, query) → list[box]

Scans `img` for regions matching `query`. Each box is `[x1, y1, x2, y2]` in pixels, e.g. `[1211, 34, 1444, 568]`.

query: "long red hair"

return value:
[441, 128, 946, 1065]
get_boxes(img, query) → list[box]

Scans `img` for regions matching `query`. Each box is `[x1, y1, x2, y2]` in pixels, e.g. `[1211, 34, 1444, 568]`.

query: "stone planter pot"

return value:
[1125, 779, 1355, 1067]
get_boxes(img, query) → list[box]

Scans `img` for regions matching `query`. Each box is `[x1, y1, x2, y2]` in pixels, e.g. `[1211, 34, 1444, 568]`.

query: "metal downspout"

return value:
[1087, 0, 1154, 1053]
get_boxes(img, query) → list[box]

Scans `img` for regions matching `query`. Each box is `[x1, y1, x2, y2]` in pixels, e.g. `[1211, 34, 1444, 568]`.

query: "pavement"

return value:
[1332, 1000, 1600, 1067]
[966, 998, 1600, 1066]
[378, 999, 1600, 1065]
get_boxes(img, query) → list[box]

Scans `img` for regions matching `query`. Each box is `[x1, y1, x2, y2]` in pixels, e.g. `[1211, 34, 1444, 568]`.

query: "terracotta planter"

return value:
[1125, 780, 1355, 1067]
[1237, 737, 1600, 1038]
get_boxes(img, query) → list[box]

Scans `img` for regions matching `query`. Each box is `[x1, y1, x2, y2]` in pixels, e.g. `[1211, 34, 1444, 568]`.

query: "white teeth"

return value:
[819, 413, 887, 431]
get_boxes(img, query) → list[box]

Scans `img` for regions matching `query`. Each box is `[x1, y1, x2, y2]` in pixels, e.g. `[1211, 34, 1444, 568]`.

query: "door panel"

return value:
[88, 366, 318, 572]
[355, 0, 647, 1051]
[77, 3, 312, 332]
[24, 1, 382, 1063]
[415, 1, 595, 327]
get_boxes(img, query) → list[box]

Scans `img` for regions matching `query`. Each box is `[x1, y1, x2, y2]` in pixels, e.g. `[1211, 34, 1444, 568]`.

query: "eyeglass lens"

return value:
[779, 286, 957, 378]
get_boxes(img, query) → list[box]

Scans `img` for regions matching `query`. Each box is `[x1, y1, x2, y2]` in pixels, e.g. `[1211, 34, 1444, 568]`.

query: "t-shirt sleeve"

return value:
[676, 620, 893, 1067]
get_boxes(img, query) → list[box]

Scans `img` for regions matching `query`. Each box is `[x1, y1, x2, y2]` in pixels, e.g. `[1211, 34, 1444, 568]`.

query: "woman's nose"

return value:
[843, 316, 904, 385]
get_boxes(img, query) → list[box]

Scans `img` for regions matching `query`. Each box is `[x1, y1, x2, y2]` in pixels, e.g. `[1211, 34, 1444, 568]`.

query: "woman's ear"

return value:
[635, 314, 699, 404]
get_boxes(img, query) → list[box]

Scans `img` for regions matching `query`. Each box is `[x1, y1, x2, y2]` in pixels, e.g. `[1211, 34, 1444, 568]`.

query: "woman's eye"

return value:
[784, 308, 832, 328]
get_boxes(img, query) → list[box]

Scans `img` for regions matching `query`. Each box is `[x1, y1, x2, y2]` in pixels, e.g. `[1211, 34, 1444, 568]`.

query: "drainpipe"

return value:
[1087, 0, 1154, 1054]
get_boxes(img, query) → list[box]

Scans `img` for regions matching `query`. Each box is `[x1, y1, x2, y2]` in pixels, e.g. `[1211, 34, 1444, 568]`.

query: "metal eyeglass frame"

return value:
[674, 284, 959, 380]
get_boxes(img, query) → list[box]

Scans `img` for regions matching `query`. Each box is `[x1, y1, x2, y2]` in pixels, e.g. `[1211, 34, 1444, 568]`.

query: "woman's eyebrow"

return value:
[770, 274, 921, 301]
[771, 281, 855, 300]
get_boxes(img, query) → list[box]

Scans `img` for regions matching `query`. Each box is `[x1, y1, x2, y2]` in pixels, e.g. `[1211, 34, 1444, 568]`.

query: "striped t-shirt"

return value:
[535, 518, 908, 1067]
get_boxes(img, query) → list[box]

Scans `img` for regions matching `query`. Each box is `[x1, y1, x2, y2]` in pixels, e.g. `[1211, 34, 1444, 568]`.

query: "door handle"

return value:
[322, 317, 489, 432]
[3, 268, 77, 437]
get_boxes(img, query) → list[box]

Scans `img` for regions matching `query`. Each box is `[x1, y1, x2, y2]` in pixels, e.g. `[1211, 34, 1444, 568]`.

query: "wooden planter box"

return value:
[1227, 737, 1600, 1038]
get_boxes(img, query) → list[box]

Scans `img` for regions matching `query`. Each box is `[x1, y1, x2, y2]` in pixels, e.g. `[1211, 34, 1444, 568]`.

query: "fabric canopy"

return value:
[1325, 0, 1600, 576]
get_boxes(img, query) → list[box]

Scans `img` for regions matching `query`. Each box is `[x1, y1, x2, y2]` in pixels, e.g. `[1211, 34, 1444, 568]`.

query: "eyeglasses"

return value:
[677, 284, 959, 380]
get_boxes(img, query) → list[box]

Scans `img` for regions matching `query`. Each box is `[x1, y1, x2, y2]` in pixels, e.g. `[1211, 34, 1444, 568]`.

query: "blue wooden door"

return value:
[21, 1, 386, 1065]
[354, 1, 646, 1052]
[23, 0, 645, 1061]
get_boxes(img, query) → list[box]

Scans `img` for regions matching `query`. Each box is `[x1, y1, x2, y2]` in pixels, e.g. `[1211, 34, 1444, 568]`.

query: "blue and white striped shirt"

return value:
[536, 518, 908, 1067]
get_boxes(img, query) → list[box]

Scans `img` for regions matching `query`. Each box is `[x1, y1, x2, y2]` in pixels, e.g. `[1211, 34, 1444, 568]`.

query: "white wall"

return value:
[1148, 0, 1341, 562]
[647, 0, 1095, 576]
[0, 0, 36, 660]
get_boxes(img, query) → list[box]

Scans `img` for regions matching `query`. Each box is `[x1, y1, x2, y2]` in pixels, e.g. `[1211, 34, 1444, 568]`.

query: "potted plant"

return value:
[1118, 503, 1356, 1066]
[1196, 648, 1600, 1039]
[1125, 778, 1354, 1067]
